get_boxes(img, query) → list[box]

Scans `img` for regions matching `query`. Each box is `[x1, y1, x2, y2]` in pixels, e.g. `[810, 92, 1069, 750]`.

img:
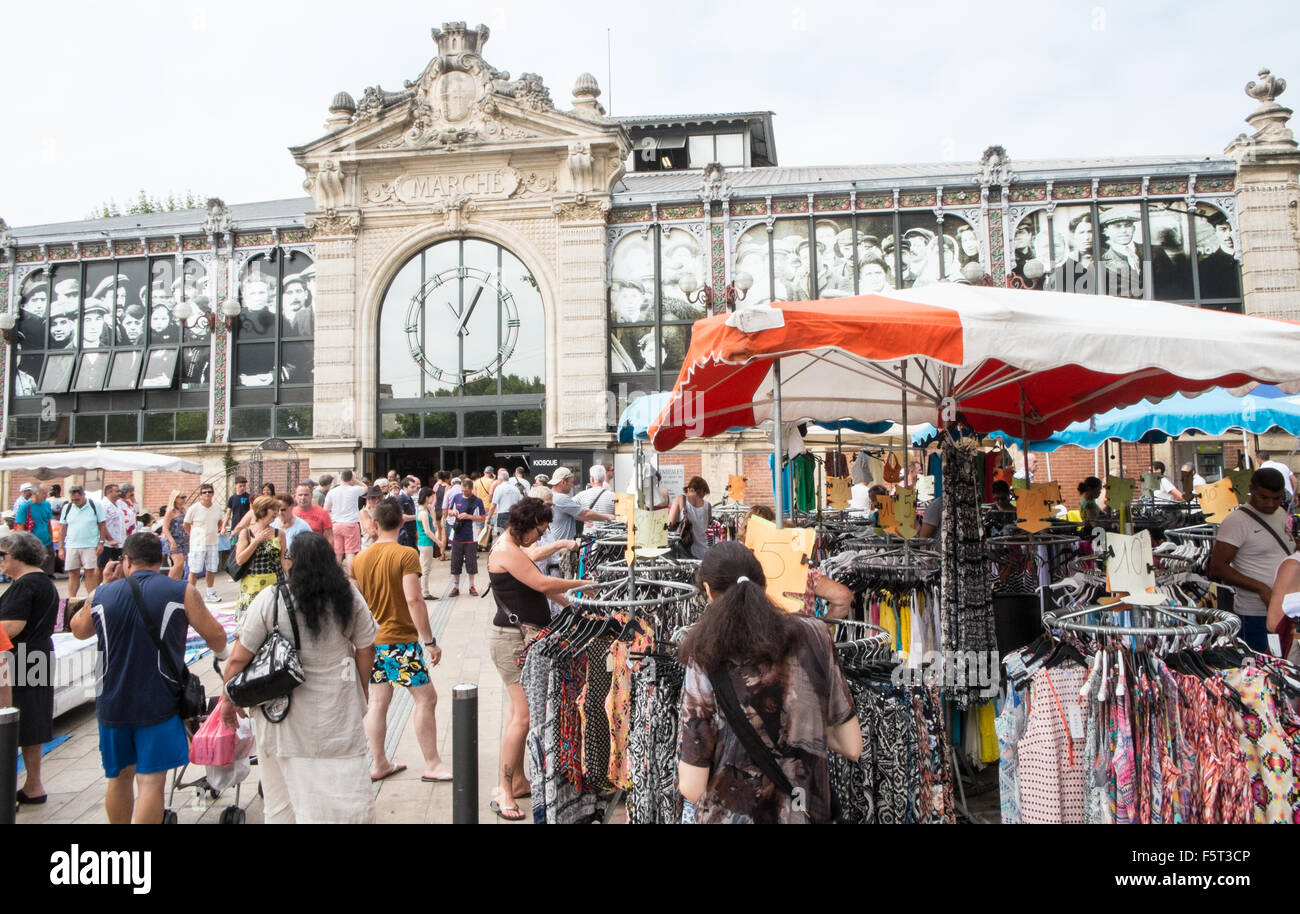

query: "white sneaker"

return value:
[205, 589, 220, 603]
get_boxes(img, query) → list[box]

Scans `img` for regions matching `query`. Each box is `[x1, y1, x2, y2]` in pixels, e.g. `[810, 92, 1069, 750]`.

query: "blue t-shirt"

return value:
[60, 499, 106, 549]
[91, 571, 191, 728]
[448, 493, 485, 543]
[272, 515, 312, 550]
[16, 499, 54, 546]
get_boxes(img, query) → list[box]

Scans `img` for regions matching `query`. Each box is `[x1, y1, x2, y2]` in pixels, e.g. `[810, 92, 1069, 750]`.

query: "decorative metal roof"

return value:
[613, 111, 775, 127]
[614, 155, 1236, 200]
[11, 197, 313, 244]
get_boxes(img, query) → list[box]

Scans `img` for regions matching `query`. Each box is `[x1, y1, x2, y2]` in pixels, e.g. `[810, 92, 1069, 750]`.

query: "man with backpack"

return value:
[58, 485, 113, 598]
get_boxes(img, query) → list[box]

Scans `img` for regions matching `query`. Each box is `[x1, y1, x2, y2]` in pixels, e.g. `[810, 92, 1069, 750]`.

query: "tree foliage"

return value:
[89, 190, 206, 220]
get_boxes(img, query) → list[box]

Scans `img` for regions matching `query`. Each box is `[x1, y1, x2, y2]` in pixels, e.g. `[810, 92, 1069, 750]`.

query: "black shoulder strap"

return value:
[707, 664, 793, 795]
[125, 575, 187, 686]
[275, 584, 302, 648]
[1238, 506, 1294, 558]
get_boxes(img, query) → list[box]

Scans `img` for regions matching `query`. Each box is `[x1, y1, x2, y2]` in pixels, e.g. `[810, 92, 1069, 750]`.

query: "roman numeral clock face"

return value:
[405, 266, 520, 385]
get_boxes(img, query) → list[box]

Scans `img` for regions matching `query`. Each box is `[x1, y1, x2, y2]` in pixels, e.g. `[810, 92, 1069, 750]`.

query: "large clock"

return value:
[406, 266, 520, 385]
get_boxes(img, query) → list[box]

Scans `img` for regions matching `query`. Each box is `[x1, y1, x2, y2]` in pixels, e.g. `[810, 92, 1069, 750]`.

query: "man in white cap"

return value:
[48, 294, 79, 350]
[13, 482, 34, 518]
[548, 467, 616, 575]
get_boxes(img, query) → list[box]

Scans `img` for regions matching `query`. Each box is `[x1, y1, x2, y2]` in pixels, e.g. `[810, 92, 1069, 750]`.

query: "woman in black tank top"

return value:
[485, 496, 592, 819]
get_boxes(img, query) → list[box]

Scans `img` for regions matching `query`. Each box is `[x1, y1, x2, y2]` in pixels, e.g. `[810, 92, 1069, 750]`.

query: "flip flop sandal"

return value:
[489, 799, 526, 821]
[370, 764, 407, 782]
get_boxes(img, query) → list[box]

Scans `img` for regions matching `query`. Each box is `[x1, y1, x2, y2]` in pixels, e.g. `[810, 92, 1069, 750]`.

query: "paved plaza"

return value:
[10, 559, 527, 825]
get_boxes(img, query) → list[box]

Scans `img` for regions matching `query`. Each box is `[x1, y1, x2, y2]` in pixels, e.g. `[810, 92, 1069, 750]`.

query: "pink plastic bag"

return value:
[190, 712, 253, 767]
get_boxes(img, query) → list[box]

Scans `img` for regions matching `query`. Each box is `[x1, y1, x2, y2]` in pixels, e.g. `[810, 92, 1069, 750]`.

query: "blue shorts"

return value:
[99, 715, 190, 778]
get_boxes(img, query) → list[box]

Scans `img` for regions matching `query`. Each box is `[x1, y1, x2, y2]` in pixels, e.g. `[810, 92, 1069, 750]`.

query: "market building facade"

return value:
[1, 23, 1297, 503]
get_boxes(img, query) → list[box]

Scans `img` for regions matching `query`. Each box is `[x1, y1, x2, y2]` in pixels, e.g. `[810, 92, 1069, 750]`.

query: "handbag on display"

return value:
[225, 585, 304, 723]
[126, 576, 207, 720]
[882, 452, 902, 484]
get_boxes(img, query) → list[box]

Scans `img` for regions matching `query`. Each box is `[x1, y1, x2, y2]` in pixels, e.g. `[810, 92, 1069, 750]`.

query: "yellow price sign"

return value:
[876, 496, 899, 535]
[744, 515, 815, 613]
[895, 487, 918, 539]
[1196, 478, 1238, 524]
[615, 493, 637, 563]
[1015, 491, 1055, 533]
[826, 476, 851, 510]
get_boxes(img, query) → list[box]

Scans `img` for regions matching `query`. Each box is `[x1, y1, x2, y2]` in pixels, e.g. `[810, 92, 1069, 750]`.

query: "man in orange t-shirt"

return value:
[351, 499, 450, 783]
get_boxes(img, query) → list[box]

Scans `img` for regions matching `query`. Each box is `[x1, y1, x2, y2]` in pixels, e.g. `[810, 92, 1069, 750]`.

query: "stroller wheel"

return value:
[220, 805, 245, 825]
[162, 809, 179, 825]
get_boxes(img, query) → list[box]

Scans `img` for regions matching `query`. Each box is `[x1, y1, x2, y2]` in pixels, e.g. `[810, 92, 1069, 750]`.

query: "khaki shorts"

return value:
[488, 623, 543, 686]
[64, 546, 98, 571]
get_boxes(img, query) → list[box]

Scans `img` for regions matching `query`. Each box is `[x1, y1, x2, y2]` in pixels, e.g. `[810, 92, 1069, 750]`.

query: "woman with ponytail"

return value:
[677, 541, 862, 823]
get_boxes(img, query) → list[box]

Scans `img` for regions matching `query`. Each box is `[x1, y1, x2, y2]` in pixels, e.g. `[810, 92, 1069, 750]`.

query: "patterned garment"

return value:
[542, 660, 602, 825]
[938, 440, 994, 708]
[237, 535, 284, 616]
[557, 654, 587, 791]
[678, 616, 855, 824]
[370, 641, 431, 687]
[579, 634, 616, 791]
[1018, 665, 1088, 824]
[1110, 680, 1138, 825]
[829, 683, 876, 824]
[995, 694, 1027, 824]
[605, 620, 653, 788]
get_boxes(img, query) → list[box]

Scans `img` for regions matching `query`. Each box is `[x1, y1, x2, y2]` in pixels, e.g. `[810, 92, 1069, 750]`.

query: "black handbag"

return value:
[126, 576, 207, 720]
[224, 585, 304, 723]
[225, 535, 254, 581]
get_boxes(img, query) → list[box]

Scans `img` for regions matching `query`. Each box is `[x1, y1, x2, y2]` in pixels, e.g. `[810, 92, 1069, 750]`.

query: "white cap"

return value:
[550, 467, 574, 485]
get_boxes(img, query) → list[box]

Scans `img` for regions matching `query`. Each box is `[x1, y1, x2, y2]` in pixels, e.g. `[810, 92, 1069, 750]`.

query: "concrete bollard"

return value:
[0, 707, 19, 826]
[452, 683, 477, 824]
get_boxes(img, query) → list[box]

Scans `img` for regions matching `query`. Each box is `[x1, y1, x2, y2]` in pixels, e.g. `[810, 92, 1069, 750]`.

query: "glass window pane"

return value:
[230, 407, 272, 441]
[107, 350, 144, 391]
[1097, 205, 1144, 299]
[48, 263, 81, 350]
[379, 256, 424, 399]
[661, 227, 706, 321]
[1047, 205, 1098, 294]
[14, 355, 43, 397]
[143, 411, 174, 443]
[687, 135, 713, 168]
[715, 133, 744, 167]
[16, 270, 49, 352]
[38, 353, 76, 394]
[1146, 205, 1194, 300]
[940, 215, 984, 283]
[7, 417, 39, 446]
[84, 262, 116, 347]
[279, 252, 315, 337]
[501, 409, 542, 437]
[382, 412, 420, 440]
[147, 259, 179, 344]
[735, 225, 773, 307]
[852, 215, 894, 293]
[106, 412, 138, 444]
[771, 221, 810, 301]
[74, 414, 106, 445]
[500, 249, 544, 395]
[117, 259, 149, 343]
[275, 406, 311, 439]
[181, 258, 214, 344]
[175, 410, 207, 442]
[464, 410, 497, 437]
[236, 343, 276, 387]
[72, 352, 110, 392]
[658, 324, 691, 372]
[141, 348, 179, 388]
[179, 347, 210, 389]
[237, 256, 277, 338]
[281, 342, 313, 385]
[459, 240, 503, 387]
[813, 218, 853, 299]
[423, 411, 457, 439]
[420, 240, 460, 395]
[1194, 203, 1240, 300]
[611, 326, 654, 375]
[610, 234, 655, 324]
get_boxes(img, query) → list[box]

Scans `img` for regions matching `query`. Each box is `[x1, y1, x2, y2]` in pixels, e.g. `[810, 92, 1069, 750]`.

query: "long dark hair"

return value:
[677, 541, 803, 672]
[287, 532, 353, 636]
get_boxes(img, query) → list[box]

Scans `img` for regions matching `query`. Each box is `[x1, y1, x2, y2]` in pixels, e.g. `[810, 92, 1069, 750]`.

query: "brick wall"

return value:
[1043, 441, 1247, 509]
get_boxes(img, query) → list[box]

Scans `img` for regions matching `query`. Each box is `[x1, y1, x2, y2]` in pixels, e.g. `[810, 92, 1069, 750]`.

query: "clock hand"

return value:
[455, 285, 487, 337]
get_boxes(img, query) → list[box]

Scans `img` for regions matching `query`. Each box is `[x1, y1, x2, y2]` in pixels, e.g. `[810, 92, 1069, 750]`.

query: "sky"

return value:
[4, 0, 1298, 227]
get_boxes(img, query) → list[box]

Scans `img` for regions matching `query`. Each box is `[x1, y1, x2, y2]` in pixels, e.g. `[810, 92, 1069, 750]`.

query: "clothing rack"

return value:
[1041, 603, 1241, 641]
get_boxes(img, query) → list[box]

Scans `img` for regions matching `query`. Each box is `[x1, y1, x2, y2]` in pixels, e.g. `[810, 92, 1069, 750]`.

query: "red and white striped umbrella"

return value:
[649, 284, 1300, 451]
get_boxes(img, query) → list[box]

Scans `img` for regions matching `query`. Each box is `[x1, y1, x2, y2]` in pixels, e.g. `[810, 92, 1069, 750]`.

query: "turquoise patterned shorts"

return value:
[371, 642, 431, 688]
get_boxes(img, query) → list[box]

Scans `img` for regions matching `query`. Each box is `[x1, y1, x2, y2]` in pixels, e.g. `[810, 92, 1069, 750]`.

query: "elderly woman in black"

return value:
[0, 531, 60, 806]
[485, 497, 585, 820]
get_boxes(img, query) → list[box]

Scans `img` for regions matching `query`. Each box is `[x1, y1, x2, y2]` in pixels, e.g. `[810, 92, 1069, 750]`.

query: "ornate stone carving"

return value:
[504, 73, 554, 112]
[306, 209, 361, 239]
[304, 160, 347, 210]
[507, 167, 557, 197]
[552, 197, 611, 222]
[1247, 68, 1286, 106]
[356, 84, 414, 120]
[700, 163, 731, 204]
[363, 168, 524, 206]
[433, 195, 478, 235]
[202, 198, 232, 236]
[1229, 67, 1297, 160]
[978, 145, 1013, 186]
[560, 142, 595, 195]
[0, 217, 11, 251]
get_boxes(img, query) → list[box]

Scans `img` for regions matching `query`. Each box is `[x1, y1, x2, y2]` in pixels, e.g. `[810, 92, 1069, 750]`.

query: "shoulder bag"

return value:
[126, 575, 207, 720]
[225, 584, 304, 721]
[225, 530, 256, 581]
[707, 664, 793, 797]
